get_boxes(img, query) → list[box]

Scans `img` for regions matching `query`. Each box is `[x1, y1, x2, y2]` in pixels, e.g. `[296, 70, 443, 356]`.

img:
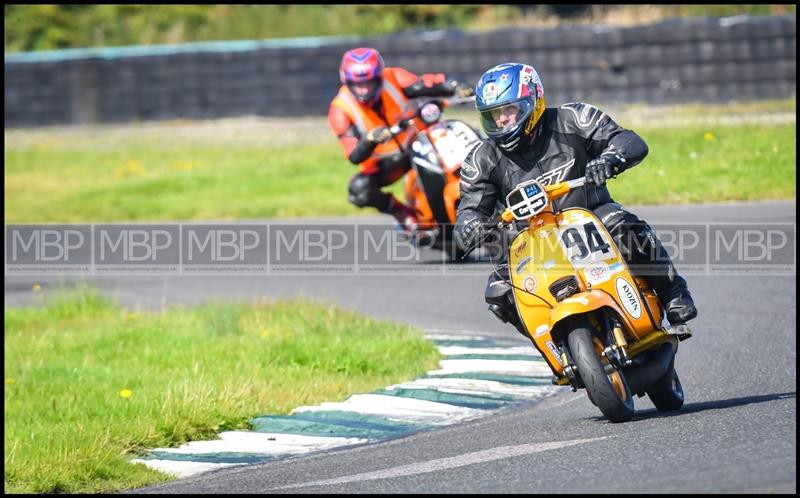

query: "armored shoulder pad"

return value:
[559, 102, 610, 134]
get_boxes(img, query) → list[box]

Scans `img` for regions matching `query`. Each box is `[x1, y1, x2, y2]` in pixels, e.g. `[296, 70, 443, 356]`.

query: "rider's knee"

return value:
[348, 175, 371, 208]
[485, 278, 512, 304]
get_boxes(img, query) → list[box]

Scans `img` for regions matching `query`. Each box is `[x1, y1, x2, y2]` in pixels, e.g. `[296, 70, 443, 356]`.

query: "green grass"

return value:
[613, 122, 796, 204]
[4, 101, 795, 223]
[4, 141, 369, 223]
[4, 285, 440, 493]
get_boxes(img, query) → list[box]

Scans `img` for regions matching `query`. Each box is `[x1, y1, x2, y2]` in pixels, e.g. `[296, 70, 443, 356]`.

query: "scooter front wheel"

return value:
[567, 317, 635, 423]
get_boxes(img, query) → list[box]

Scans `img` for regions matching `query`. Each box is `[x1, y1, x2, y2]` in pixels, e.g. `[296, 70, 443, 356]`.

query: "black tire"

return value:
[646, 366, 684, 411]
[567, 317, 635, 423]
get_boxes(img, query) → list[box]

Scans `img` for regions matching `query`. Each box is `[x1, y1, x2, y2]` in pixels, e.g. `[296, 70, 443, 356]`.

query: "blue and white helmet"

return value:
[475, 63, 546, 151]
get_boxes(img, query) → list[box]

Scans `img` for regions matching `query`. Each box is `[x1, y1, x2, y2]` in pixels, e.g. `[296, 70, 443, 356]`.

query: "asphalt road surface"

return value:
[5, 201, 796, 493]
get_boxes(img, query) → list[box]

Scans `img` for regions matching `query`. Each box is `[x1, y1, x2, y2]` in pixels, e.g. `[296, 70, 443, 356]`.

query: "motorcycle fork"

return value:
[593, 311, 631, 370]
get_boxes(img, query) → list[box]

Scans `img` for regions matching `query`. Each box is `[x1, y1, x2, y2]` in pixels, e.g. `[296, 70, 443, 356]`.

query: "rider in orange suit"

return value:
[328, 47, 474, 232]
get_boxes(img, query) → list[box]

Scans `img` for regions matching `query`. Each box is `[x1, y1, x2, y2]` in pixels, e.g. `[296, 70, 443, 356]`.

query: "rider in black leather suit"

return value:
[454, 62, 698, 337]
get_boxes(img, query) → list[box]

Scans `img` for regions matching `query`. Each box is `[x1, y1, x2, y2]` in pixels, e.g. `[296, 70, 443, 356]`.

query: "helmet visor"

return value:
[479, 99, 533, 135]
[348, 78, 381, 103]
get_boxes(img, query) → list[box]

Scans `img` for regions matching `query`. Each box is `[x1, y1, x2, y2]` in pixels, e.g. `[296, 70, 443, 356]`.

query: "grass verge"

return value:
[3, 285, 441, 493]
[4, 100, 795, 223]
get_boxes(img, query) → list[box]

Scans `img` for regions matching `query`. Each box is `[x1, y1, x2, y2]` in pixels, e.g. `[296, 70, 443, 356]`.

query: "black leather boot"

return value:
[664, 291, 698, 324]
[485, 265, 529, 338]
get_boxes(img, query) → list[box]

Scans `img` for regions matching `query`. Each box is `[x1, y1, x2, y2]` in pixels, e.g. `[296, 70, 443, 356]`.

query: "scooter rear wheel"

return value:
[567, 317, 635, 423]
[646, 366, 684, 411]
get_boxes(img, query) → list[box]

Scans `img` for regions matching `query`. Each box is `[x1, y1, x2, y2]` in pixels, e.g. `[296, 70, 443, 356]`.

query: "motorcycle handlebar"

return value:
[389, 119, 411, 136]
[445, 95, 476, 106]
[390, 96, 475, 136]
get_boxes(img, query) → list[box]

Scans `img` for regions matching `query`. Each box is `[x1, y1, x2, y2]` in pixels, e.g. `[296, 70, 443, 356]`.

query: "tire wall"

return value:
[4, 15, 796, 127]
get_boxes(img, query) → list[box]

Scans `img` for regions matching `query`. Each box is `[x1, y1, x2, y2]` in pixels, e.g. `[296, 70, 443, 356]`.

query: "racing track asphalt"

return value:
[4, 200, 796, 493]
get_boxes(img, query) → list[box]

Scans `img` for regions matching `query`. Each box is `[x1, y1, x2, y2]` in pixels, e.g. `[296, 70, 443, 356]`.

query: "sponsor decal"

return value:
[514, 239, 528, 257]
[536, 159, 575, 186]
[460, 160, 480, 182]
[584, 263, 610, 285]
[615, 277, 642, 319]
[523, 116, 536, 135]
[608, 261, 624, 275]
[516, 256, 533, 274]
[545, 341, 562, 365]
[580, 105, 591, 123]
[568, 211, 586, 222]
[535, 324, 549, 338]
[561, 102, 600, 128]
[520, 65, 533, 85]
[522, 275, 537, 293]
[482, 82, 499, 104]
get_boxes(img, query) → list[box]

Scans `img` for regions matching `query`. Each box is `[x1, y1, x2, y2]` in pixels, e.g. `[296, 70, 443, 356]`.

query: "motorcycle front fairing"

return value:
[408, 120, 481, 227]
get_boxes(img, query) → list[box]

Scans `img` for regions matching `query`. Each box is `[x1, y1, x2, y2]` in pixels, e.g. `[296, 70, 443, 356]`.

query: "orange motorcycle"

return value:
[387, 96, 482, 260]
[471, 176, 692, 422]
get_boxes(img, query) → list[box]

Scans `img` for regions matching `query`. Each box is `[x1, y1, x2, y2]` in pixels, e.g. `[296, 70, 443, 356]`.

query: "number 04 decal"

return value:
[558, 220, 615, 264]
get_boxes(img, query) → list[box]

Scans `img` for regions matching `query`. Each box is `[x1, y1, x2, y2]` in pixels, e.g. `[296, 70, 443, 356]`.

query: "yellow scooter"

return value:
[486, 177, 692, 422]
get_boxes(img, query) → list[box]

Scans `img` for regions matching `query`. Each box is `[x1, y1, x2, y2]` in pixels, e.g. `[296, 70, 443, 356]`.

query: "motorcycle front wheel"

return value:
[567, 317, 635, 423]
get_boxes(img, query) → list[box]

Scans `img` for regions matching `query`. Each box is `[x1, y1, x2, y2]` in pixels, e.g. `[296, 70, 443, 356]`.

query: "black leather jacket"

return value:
[455, 102, 649, 250]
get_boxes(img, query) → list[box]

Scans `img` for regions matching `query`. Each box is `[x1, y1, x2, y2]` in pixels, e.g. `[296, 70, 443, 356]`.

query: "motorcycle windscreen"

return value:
[411, 133, 450, 225]
[427, 121, 481, 172]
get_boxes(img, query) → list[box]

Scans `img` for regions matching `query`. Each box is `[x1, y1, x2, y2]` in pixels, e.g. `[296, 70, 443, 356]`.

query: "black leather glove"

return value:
[585, 151, 627, 186]
[454, 216, 495, 252]
[366, 126, 392, 144]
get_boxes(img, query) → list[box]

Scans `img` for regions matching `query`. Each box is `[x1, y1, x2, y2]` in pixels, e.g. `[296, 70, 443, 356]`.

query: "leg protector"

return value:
[595, 203, 697, 324]
[485, 264, 528, 337]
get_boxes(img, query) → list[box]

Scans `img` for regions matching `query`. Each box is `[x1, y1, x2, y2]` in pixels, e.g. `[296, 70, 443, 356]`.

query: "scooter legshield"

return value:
[508, 208, 661, 375]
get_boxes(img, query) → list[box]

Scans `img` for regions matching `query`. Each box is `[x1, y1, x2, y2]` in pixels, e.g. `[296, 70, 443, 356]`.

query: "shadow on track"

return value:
[586, 391, 796, 423]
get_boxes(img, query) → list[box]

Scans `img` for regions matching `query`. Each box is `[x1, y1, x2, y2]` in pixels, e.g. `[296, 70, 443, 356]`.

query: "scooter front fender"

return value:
[548, 289, 635, 338]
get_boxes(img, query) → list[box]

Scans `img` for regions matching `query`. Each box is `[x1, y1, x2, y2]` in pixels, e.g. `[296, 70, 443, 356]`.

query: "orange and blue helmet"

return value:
[475, 63, 546, 151]
[339, 47, 385, 104]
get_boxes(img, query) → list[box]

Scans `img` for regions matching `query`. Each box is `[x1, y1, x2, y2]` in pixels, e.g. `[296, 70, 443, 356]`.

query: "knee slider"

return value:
[348, 175, 371, 207]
